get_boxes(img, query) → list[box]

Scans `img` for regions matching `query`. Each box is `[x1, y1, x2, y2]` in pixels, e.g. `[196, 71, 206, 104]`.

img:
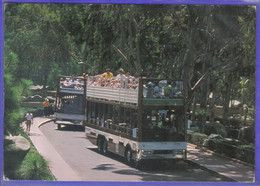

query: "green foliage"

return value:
[16, 148, 55, 180]
[4, 73, 33, 135]
[4, 4, 255, 133]
[204, 122, 227, 137]
[207, 138, 254, 164]
[188, 131, 208, 146]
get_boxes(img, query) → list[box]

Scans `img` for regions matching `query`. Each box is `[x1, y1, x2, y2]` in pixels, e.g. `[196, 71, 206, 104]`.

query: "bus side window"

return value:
[106, 105, 113, 128]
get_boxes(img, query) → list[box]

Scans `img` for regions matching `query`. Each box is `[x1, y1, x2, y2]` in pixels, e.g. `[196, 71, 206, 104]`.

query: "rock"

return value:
[208, 134, 223, 140]
[4, 135, 31, 178]
[5, 135, 30, 153]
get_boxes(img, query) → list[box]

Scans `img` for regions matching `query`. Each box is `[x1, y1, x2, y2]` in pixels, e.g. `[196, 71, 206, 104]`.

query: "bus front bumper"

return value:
[135, 149, 186, 161]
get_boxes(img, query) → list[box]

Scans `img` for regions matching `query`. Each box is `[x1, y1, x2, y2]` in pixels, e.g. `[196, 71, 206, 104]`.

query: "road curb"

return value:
[38, 118, 55, 128]
[184, 159, 237, 182]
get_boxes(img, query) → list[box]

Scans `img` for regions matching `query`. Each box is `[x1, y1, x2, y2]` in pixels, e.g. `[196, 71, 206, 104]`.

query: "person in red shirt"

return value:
[43, 98, 50, 116]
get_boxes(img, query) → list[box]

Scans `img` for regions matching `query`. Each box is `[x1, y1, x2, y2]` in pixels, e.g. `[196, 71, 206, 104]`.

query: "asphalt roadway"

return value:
[40, 121, 230, 182]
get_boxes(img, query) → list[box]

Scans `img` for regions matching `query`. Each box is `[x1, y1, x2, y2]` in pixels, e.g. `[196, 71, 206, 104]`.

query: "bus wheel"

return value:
[101, 139, 108, 154]
[125, 147, 132, 164]
[97, 138, 102, 153]
[97, 138, 107, 155]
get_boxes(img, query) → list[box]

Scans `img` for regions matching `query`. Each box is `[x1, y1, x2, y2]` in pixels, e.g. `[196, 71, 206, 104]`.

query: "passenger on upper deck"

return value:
[101, 68, 113, 79]
[116, 68, 126, 88]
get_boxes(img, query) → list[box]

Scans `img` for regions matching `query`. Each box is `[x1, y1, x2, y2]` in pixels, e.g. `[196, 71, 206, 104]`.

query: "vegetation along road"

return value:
[40, 121, 230, 181]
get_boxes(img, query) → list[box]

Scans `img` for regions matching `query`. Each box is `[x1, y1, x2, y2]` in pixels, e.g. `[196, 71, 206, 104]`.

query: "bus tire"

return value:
[97, 137, 107, 155]
[101, 139, 108, 155]
[125, 147, 133, 165]
[97, 138, 102, 153]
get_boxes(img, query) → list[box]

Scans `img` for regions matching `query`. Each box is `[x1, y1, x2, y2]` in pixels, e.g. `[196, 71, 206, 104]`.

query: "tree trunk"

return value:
[209, 90, 216, 125]
[191, 92, 197, 124]
[128, 15, 142, 76]
[223, 74, 232, 125]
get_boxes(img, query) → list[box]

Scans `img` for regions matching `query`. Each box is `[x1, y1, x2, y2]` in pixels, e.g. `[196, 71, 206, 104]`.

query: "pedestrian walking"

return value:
[25, 113, 33, 133]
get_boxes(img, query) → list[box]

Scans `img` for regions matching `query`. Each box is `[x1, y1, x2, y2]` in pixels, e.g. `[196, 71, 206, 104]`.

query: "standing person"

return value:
[43, 98, 50, 116]
[116, 68, 126, 88]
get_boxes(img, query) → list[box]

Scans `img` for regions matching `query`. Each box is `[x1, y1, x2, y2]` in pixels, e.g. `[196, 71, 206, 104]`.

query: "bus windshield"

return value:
[142, 109, 185, 142]
[56, 94, 84, 114]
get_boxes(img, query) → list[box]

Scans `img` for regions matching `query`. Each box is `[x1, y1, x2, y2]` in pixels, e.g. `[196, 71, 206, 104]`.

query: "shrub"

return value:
[189, 132, 208, 146]
[204, 122, 227, 137]
[204, 124, 217, 135]
[236, 144, 255, 164]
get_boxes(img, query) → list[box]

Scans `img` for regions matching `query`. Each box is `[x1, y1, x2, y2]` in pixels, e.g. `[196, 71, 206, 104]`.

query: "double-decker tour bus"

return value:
[54, 75, 87, 129]
[84, 75, 187, 165]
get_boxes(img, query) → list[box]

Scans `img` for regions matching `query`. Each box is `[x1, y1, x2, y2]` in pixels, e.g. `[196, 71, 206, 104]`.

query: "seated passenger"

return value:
[158, 80, 167, 98]
[153, 83, 162, 98]
[164, 84, 172, 98]
[148, 82, 155, 97]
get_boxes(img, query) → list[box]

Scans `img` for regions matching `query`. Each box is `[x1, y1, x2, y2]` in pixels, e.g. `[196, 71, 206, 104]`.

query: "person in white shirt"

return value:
[25, 113, 33, 132]
[116, 68, 127, 88]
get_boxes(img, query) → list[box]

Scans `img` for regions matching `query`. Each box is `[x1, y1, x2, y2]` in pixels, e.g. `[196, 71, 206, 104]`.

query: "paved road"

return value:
[40, 121, 230, 181]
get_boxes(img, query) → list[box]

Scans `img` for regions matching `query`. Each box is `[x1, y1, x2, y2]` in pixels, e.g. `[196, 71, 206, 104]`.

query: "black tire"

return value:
[57, 124, 61, 130]
[125, 147, 133, 164]
[97, 138, 102, 153]
[97, 137, 108, 155]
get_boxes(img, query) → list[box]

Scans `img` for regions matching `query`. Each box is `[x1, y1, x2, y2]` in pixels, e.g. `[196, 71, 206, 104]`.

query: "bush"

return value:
[189, 132, 208, 146]
[204, 122, 227, 137]
[16, 149, 55, 180]
[226, 128, 239, 139]
[236, 144, 255, 164]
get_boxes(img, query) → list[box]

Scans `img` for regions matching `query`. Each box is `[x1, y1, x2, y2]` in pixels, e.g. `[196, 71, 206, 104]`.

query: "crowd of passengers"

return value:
[59, 68, 183, 98]
[87, 68, 139, 89]
[60, 77, 84, 90]
[143, 80, 183, 98]
[88, 68, 183, 98]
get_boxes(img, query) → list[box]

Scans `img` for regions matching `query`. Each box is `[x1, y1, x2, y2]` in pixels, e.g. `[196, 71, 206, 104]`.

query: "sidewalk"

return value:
[22, 117, 81, 181]
[187, 143, 255, 182]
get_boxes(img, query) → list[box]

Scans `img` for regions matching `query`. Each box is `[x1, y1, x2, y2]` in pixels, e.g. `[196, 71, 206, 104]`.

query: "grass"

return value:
[16, 148, 55, 180]
[4, 133, 56, 180]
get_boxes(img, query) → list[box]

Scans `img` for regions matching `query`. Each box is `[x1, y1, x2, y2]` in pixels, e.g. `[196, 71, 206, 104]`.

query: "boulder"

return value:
[4, 135, 30, 178]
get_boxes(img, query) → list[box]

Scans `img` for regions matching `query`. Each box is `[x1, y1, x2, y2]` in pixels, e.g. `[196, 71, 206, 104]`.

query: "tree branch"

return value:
[112, 45, 129, 62]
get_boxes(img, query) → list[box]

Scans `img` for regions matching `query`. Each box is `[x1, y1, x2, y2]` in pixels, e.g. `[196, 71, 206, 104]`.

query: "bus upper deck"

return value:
[86, 76, 184, 108]
[58, 75, 86, 95]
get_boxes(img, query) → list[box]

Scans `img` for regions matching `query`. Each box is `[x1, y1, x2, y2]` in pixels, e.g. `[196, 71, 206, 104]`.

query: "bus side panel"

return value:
[108, 138, 116, 153]
[118, 142, 126, 157]
[85, 128, 98, 146]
